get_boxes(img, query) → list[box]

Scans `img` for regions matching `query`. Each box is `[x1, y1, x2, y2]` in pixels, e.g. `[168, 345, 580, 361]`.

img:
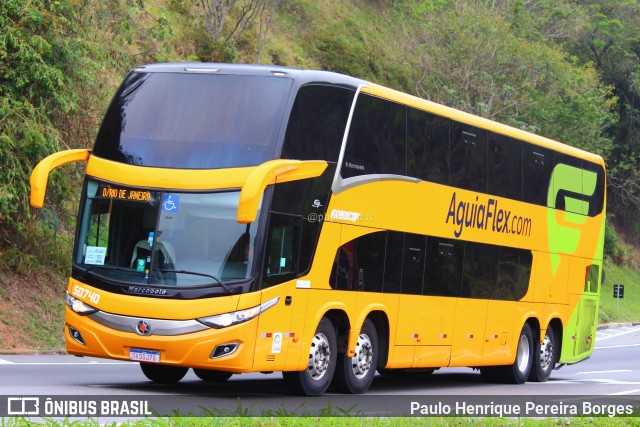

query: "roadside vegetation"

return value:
[1, 0, 640, 352]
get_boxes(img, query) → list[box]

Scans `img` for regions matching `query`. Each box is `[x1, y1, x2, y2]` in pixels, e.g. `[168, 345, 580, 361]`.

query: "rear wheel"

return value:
[481, 323, 534, 384]
[140, 363, 188, 384]
[529, 327, 556, 382]
[332, 319, 379, 394]
[500, 323, 534, 384]
[283, 318, 337, 395]
[193, 368, 233, 383]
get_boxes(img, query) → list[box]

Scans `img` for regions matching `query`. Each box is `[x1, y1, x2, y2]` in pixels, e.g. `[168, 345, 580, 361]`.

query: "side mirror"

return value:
[30, 149, 91, 208]
[237, 159, 328, 224]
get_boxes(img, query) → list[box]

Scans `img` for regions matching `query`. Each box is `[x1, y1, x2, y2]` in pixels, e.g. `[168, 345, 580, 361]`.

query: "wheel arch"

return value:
[547, 317, 563, 364]
[365, 310, 390, 369]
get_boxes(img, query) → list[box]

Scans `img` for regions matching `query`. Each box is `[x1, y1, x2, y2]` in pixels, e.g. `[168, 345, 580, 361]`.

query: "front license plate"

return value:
[129, 348, 160, 363]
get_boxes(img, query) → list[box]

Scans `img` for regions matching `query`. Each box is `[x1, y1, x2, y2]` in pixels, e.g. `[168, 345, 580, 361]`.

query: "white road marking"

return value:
[608, 389, 640, 395]
[596, 326, 640, 341]
[576, 369, 632, 375]
[595, 343, 640, 349]
[0, 359, 15, 364]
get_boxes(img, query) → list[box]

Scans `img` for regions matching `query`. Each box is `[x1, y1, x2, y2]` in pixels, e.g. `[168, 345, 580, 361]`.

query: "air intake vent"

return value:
[265, 355, 276, 362]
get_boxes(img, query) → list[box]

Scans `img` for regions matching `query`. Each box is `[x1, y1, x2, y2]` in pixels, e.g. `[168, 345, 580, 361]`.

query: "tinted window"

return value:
[329, 232, 386, 292]
[523, 144, 552, 205]
[402, 233, 427, 295]
[263, 213, 300, 287]
[384, 232, 404, 293]
[281, 85, 354, 162]
[342, 94, 406, 178]
[496, 246, 531, 300]
[355, 232, 386, 292]
[424, 237, 463, 297]
[583, 161, 605, 216]
[488, 134, 522, 200]
[450, 124, 487, 193]
[93, 72, 292, 169]
[407, 108, 449, 184]
[462, 242, 499, 299]
[268, 165, 336, 279]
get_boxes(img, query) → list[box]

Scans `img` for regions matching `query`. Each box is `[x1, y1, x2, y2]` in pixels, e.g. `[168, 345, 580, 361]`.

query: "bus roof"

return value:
[135, 63, 605, 168]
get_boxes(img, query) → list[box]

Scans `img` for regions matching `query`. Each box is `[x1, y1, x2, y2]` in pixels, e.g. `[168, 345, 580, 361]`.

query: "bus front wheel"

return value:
[283, 317, 337, 395]
[332, 319, 379, 394]
[529, 326, 556, 382]
[140, 363, 188, 384]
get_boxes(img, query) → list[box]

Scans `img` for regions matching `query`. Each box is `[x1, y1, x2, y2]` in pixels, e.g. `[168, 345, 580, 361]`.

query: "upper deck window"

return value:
[93, 72, 292, 169]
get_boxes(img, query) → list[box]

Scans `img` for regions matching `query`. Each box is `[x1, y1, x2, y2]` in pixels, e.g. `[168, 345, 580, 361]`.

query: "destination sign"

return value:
[97, 185, 153, 202]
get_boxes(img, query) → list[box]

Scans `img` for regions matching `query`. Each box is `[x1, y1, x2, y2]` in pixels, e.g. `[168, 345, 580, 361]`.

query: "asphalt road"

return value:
[1, 325, 639, 416]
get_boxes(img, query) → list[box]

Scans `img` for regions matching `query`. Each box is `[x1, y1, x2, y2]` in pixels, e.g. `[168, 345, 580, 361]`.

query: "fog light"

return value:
[68, 326, 85, 345]
[210, 343, 239, 359]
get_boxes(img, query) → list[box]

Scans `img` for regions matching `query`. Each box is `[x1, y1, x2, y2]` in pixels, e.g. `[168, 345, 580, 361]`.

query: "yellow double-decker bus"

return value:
[31, 63, 605, 395]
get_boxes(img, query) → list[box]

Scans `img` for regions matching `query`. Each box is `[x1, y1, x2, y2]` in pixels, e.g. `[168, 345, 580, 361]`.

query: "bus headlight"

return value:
[66, 292, 98, 315]
[197, 296, 279, 329]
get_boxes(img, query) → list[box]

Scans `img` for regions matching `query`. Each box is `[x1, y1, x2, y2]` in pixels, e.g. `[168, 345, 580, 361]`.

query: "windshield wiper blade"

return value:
[159, 269, 232, 293]
[85, 265, 134, 274]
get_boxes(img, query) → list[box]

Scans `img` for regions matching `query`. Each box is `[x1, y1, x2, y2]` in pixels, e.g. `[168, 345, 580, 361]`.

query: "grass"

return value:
[598, 260, 640, 324]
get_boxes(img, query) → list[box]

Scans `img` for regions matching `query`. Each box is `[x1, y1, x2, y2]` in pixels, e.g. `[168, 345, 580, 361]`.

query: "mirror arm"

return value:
[30, 149, 91, 208]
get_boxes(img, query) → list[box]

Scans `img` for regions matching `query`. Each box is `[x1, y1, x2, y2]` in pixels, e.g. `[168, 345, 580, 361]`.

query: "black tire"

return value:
[332, 319, 379, 394]
[140, 363, 188, 384]
[529, 326, 556, 382]
[193, 368, 233, 383]
[495, 323, 534, 384]
[479, 366, 499, 382]
[283, 318, 337, 396]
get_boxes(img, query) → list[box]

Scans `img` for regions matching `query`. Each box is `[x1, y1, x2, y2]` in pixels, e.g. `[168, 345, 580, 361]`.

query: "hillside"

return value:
[1, 0, 640, 350]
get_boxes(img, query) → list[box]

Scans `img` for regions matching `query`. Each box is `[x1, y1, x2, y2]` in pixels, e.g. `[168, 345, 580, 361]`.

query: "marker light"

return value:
[197, 296, 279, 329]
[66, 292, 98, 315]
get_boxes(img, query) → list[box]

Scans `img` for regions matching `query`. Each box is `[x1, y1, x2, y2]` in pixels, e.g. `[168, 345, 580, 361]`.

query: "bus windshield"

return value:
[75, 180, 259, 288]
[92, 72, 292, 169]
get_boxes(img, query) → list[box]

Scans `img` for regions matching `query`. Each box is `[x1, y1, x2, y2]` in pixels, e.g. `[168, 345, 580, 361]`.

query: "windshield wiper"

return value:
[85, 265, 134, 274]
[159, 269, 232, 294]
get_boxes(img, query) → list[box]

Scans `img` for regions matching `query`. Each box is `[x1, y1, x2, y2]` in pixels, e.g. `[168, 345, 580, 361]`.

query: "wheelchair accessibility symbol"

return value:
[162, 194, 180, 212]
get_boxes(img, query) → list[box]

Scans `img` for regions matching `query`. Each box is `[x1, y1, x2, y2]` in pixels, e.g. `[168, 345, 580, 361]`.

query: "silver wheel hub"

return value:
[351, 333, 373, 379]
[539, 334, 554, 371]
[307, 332, 331, 380]
[516, 334, 530, 373]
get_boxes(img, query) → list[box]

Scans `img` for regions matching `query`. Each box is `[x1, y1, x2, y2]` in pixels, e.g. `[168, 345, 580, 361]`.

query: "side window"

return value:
[355, 232, 386, 292]
[585, 264, 600, 293]
[263, 213, 299, 287]
[462, 242, 499, 299]
[584, 161, 605, 216]
[424, 237, 463, 297]
[523, 144, 552, 206]
[407, 108, 449, 184]
[383, 232, 404, 293]
[401, 233, 427, 295]
[281, 85, 355, 162]
[488, 134, 522, 200]
[342, 94, 406, 178]
[269, 165, 336, 276]
[450, 124, 487, 193]
[329, 231, 387, 292]
[496, 246, 531, 300]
